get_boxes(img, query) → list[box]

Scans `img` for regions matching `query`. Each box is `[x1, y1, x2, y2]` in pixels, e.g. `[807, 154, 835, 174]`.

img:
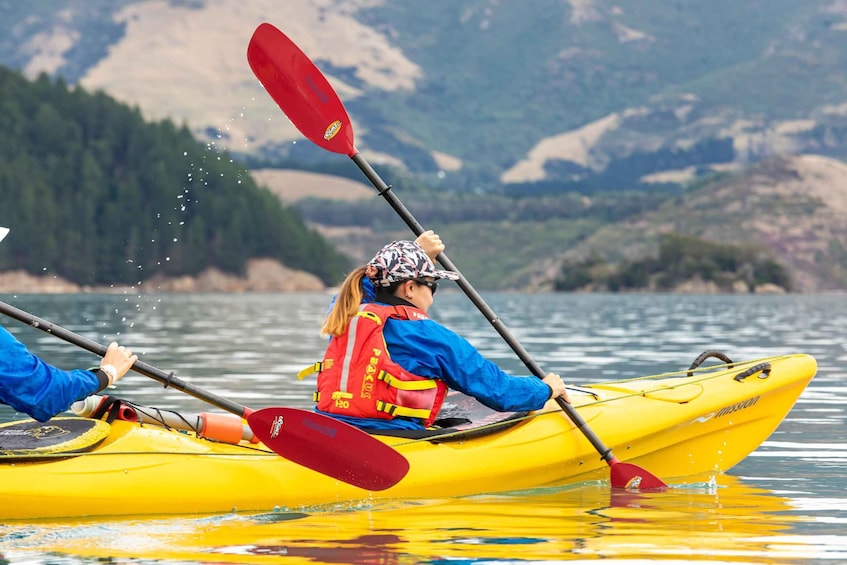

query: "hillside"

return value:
[251, 169, 374, 203]
[3, 1, 847, 192]
[5, 2, 847, 293]
[0, 66, 349, 287]
[249, 151, 847, 293]
[2, 54, 844, 292]
[536, 154, 847, 293]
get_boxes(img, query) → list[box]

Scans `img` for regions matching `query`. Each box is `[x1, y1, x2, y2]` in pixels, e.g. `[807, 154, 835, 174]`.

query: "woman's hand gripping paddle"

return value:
[0, 300, 408, 491]
[247, 22, 666, 490]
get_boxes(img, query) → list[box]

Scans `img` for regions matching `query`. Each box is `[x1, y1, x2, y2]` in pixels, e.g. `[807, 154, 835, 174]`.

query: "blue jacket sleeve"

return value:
[383, 319, 552, 412]
[0, 327, 102, 422]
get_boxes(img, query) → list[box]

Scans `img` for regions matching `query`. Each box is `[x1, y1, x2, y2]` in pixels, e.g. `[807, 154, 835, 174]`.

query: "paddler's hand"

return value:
[542, 373, 569, 404]
[100, 342, 138, 386]
[415, 230, 445, 263]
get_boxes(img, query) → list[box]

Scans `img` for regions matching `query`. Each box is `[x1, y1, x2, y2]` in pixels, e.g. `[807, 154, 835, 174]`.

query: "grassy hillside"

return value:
[259, 153, 847, 292]
[547, 155, 847, 292]
[5, 2, 847, 292]
[3, 1, 847, 192]
[285, 181, 674, 289]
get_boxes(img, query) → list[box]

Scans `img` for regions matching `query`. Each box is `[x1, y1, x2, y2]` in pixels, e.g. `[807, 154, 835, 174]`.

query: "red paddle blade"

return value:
[247, 22, 356, 156]
[610, 461, 668, 491]
[247, 407, 409, 491]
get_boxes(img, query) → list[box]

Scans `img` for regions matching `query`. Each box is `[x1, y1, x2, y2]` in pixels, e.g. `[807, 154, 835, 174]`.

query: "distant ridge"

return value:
[3, 1, 847, 190]
[533, 154, 847, 293]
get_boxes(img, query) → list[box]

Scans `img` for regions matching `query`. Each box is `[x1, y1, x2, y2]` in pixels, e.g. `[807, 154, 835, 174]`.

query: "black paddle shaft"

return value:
[351, 153, 617, 464]
[0, 300, 249, 418]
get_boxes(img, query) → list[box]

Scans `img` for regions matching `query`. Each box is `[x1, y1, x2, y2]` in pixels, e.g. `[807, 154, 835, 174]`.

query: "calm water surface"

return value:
[1, 292, 846, 563]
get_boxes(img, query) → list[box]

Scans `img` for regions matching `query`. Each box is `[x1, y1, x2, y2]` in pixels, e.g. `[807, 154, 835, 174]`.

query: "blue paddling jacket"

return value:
[0, 326, 108, 422]
[318, 294, 553, 430]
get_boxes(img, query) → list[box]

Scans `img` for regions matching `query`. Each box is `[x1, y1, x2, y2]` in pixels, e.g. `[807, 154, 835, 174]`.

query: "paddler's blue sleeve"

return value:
[383, 319, 552, 412]
[0, 327, 104, 422]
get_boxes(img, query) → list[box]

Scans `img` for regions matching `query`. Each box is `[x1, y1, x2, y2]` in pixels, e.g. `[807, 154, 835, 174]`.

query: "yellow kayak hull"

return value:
[1, 353, 816, 520]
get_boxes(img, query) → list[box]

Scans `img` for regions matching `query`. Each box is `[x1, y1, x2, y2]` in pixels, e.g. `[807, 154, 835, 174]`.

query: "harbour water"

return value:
[1, 291, 845, 563]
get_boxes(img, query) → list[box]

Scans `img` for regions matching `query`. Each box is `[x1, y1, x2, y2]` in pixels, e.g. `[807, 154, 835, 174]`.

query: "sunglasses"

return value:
[414, 279, 438, 296]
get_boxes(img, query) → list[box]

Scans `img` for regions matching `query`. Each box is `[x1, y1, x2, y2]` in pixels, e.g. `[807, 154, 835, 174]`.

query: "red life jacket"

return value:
[304, 303, 448, 427]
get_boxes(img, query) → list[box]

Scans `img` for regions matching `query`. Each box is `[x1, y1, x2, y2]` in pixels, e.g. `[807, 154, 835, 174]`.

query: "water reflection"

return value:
[2, 475, 845, 563]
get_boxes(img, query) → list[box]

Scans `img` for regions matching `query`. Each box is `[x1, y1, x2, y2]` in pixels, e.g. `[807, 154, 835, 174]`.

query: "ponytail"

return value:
[322, 267, 367, 337]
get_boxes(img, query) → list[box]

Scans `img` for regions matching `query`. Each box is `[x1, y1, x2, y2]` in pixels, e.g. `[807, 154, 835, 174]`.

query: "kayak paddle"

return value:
[247, 22, 666, 490]
[0, 300, 409, 491]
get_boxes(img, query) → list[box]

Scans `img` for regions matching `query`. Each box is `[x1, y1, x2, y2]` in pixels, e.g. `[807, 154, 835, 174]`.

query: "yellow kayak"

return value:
[0, 353, 816, 520]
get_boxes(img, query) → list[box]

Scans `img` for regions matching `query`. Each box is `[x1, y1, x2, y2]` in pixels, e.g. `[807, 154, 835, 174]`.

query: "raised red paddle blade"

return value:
[610, 460, 668, 491]
[247, 22, 356, 156]
[247, 407, 409, 491]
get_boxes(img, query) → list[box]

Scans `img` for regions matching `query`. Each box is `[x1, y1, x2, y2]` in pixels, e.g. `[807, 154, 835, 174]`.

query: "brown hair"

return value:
[322, 267, 367, 337]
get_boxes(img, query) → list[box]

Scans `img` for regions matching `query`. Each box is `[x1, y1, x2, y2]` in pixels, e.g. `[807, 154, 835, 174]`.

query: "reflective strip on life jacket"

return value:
[338, 308, 380, 393]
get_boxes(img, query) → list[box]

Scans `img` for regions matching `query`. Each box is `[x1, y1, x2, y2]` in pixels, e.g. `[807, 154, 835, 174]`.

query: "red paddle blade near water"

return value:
[248, 407, 409, 491]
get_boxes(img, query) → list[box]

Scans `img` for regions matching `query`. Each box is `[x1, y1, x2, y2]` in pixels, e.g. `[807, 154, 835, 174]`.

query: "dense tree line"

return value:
[295, 190, 673, 229]
[554, 233, 792, 292]
[0, 66, 349, 285]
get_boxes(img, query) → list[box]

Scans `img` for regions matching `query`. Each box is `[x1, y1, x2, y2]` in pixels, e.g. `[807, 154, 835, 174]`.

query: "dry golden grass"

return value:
[251, 169, 373, 202]
[75, 0, 420, 155]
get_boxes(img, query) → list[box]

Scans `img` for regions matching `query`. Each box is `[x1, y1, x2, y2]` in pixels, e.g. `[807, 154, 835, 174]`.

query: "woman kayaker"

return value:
[0, 226, 138, 422]
[309, 239, 568, 430]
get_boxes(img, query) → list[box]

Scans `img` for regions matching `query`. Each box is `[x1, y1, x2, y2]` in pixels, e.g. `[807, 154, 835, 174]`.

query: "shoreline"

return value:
[0, 259, 326, 294]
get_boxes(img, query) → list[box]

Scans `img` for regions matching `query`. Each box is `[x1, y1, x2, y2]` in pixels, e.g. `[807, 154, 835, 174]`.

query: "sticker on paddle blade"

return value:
[247, 407, 409, 491]
[268, 414, 284, 439]
[324, 120, 343, 141]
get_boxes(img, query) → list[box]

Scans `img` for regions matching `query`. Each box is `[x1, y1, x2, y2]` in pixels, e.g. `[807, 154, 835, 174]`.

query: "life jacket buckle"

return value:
[298, 361, 325, 380]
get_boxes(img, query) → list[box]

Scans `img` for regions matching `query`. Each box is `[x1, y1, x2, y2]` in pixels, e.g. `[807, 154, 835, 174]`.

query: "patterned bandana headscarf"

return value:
[365, 240, 460, 287]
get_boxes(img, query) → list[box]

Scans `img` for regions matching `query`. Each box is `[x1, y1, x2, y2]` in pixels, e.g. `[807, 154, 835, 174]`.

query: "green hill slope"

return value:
[0, 66, 349, 286]
[4, 1, 847, 192]
[546, 155, 847, 292]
